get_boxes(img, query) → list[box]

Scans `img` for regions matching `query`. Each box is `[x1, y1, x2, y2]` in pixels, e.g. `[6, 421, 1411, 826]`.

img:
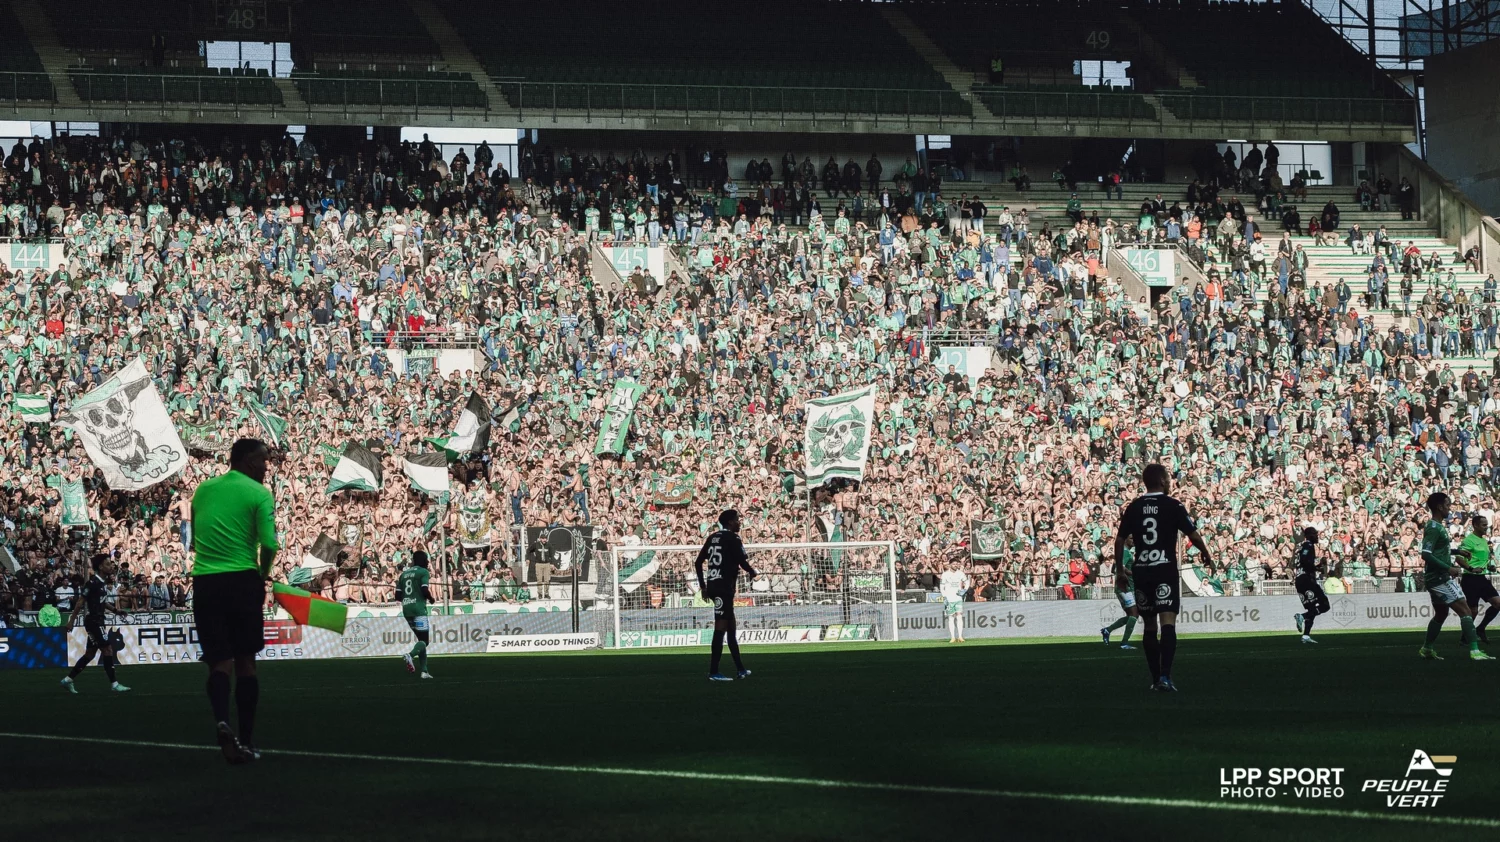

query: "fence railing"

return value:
[0, 69, 1419, 132]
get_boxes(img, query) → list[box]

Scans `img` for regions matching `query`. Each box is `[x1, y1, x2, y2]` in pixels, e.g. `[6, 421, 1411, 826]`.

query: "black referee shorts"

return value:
[193, 570, 266, 663]
[1462, 573, 1499, 607]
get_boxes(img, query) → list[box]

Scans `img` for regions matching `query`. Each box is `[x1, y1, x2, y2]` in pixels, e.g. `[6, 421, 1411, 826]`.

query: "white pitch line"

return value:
[0, 732, 1495, 830]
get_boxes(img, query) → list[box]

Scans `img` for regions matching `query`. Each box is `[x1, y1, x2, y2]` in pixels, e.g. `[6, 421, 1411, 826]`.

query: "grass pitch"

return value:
[4, 631, 1497, 841]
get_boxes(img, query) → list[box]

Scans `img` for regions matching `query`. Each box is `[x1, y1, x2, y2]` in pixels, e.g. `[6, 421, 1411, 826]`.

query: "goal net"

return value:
[602, 541, 898, 649]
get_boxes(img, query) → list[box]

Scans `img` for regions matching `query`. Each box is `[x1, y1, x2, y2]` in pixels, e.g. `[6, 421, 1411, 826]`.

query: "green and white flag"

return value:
[403, 451, 450, 497]
[970, 519, 1006, 561]
[428, 392, 491, 456]
[14, 393, 50, 423]
[595, 380, 644, 455]
[60, 479, 91, 529]
[327, 442, 384, 494]
[650, 472, 696, 506]
[246, 395, 287, 448]
[56, 357, 187, 491]
[617, 542, 663, 593]
[292, 533, 343, 585]
[803, 384, 877, 488]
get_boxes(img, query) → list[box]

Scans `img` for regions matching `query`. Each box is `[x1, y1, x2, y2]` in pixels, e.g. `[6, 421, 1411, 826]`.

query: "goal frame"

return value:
[608, 540, 899, 649]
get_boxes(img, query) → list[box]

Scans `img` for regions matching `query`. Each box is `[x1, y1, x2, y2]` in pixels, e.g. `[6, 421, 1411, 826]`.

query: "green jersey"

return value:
[397, 566, 431, 617]
[1421, 520, 1455, 587]
[1115, 547, 1134, 592]
[1459, 533, 1491, 574]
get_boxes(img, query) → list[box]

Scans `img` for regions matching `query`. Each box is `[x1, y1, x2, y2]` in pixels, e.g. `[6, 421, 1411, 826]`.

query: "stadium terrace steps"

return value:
[877, 6, 995, 120]
[10, 0, 80, 106]
[405, 0, 514, 114]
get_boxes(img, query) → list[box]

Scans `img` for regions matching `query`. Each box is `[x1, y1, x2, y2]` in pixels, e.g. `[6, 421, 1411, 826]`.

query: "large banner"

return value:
[595, 380, 644, 455]
[602, 245, 665, 281]
[804, 384, 877, 488]
[969, 519, 1006, 561]
[56, 358, 187, 491]
[60, 480, 91, 530]
[525, 524, 597, 582]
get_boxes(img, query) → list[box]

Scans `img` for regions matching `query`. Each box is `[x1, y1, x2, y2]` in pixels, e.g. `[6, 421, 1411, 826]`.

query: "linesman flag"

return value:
[271, 582, 348, 634]
[403, 451, 451, 497]
[428, 392, 491, 457]
[327, 442, 384, 494]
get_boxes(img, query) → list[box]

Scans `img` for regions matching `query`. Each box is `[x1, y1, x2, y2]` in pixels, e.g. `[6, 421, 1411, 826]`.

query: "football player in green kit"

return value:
[1418, 493, 1494, 662]
[397, 551, 435, 679]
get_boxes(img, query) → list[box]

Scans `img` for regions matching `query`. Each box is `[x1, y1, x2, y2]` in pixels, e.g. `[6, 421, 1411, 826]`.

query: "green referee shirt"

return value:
[1459, 533, 1491, 574]
[191, 469, 280, 577]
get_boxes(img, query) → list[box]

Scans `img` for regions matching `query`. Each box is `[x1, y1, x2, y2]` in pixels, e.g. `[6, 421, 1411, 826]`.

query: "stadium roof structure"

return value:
[0, 0, 1434, 141]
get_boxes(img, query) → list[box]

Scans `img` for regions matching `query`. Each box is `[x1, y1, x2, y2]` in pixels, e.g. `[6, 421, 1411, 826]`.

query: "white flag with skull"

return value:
[58, 357, 187, 491]
[803, 384, 877, 489]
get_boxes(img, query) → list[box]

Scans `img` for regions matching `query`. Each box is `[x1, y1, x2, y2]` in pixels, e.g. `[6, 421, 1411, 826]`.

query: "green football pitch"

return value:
[4, 630, 1497, 841]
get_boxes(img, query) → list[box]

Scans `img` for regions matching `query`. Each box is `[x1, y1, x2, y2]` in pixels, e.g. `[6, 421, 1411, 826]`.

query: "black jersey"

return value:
[82, 574, 109, 620]
[694, 529, 756, 598]
[1294, 540, 1318, 579]
[1117, 493, 1196, 569]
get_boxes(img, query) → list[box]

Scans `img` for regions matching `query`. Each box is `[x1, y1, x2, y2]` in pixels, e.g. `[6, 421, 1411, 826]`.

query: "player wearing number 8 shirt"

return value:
[1114, 464, 1212, 692]
[695, 509, 757, 681]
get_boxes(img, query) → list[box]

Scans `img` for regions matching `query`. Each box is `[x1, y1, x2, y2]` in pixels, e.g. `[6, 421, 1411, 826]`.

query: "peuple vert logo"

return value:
[1360, 750, 1456, 808]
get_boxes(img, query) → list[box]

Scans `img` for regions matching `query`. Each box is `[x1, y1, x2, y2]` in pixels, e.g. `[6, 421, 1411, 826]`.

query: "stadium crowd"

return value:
[1, 130, 1496, 625]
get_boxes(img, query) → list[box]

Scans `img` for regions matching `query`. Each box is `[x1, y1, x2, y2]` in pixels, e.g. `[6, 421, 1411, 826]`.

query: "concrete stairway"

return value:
[11, 0, 81, 107]
[878, 6, 995, 120]
[405, 0, 513, 113]
[273, 77, 309, 113]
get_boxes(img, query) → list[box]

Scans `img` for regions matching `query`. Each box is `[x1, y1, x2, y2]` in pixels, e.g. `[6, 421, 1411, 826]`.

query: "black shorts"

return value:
[1462, 573, 1499, 605]
[708, 592, 736, 623]
[83, 617, 109, 650]
[1132, 565, 1181, 615]
[192, 570, 266, 663]
[1296, 576, 1330, 613]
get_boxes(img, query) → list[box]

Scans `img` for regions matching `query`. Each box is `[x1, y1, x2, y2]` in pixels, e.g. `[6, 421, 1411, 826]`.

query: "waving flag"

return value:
[14, 393, 50, 423]
[327, 442, 384, 493]
[57, 357, 187, 491]
[272, 582, 348, 634]
[403, 451, 451, 497]
[428, 392, 491, 456]
[803, 385, 877, 488]
[246, 395, 288, 448]
[595, 380, 644, 455]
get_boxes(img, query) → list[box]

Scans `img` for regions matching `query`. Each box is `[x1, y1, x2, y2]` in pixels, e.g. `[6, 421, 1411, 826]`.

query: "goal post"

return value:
[606, 541, 899, 650]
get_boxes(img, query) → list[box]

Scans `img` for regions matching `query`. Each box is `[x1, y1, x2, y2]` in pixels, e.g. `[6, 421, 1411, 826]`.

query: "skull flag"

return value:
[803, 385, 877, 489]
[58, 357, 187, 491]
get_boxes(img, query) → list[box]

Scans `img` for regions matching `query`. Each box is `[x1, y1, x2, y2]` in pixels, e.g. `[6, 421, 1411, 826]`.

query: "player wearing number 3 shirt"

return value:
[695, 509, 757, 681]
[1114, 464, 1212, 693]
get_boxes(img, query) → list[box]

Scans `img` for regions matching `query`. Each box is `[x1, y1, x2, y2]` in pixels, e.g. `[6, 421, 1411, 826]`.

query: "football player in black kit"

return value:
[61, 554, 131, 694]
[1293, 527, 1330, 644]
[1114, 464, 1212, 692]
[695, 509, 757, 681]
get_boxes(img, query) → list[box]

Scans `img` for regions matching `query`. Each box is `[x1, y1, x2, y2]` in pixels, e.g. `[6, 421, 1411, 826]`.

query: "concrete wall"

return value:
[1425, 37, 1500, 217]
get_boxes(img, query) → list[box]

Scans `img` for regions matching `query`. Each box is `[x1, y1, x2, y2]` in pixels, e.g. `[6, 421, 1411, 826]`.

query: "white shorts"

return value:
[1117, 590, 1137, 610]
[408, 615, 430, 632]
[1429, 579, 1464, 607]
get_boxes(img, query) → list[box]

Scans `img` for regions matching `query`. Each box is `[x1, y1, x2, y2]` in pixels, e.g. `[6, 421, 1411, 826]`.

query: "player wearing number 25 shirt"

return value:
[1114, 464, 1212, 692]
[694, 509, 757, 681]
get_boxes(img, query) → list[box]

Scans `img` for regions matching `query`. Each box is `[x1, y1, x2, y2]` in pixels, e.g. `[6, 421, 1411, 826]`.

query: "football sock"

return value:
[1302, 613, 1316, 636]
[1425, 616, 1445, 647]
[1159, 624, 1178, 679]
[235, 676, 259, 745]
[101, 654, 117, 683]
[207, 671, 231, 723]
[1142, 627, 1161, 682]
[1479, 605, 1499, 632]
[1122, 616, 1137, 644]
[1459, 616, 1478, 651]
[727, 631, 744, 671]
[710, 630, 725, 674]
[1106, 616, 1130, 632]
[414, 640, 428, 673]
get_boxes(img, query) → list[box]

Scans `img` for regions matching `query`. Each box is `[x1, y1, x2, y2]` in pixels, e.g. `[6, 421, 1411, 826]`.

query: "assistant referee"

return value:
[192, 438, 280, 764]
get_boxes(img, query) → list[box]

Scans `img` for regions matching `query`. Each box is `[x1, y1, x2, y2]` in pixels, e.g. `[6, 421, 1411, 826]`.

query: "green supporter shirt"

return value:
[191, 470, 280, 577]
[397, 566, 431, 617]
[1421, 519, 1455, 587]
[1459, 533, 1491, 574]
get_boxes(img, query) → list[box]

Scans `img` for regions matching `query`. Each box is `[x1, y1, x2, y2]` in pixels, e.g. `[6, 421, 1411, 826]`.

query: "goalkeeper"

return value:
[398, 551, 435, 679]
[695, 510, 757, 681]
